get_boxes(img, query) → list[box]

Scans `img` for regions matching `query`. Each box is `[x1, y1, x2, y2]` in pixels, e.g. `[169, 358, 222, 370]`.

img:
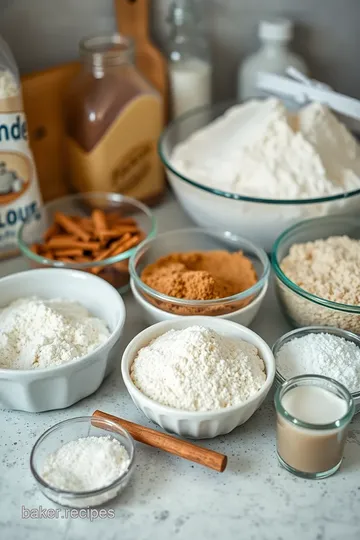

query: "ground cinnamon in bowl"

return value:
[140, 250, 258, 316]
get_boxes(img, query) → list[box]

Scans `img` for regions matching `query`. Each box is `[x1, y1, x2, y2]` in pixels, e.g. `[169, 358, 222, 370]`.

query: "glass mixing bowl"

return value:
[159, 102, 360, 252]
[272, 326, 360, 413]
[272, 214, 360, 333]
[129, 227, 270, 317]
[30, 416, 135, 508]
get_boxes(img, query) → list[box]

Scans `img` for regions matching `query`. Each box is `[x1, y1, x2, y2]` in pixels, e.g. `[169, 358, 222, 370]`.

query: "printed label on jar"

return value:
[0, 110, 42, 253]
[111, 141, 155, 193]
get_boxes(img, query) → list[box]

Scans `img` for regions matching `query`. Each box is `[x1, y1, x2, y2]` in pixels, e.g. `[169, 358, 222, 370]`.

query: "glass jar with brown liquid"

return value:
[65, 34, 164, 204]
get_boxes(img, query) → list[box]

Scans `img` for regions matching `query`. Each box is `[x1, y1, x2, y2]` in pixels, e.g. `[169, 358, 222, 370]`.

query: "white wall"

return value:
[0, 0, 359, 100]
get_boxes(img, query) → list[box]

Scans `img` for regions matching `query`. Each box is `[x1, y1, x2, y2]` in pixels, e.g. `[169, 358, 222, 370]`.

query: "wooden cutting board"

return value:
[21, 0, 168, 202]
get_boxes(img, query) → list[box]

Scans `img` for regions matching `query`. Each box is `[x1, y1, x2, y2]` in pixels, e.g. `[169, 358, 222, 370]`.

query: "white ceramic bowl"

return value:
[130, 277, 268, 326]
[0, 268, 126, 412]
[121, 317, 275, 439]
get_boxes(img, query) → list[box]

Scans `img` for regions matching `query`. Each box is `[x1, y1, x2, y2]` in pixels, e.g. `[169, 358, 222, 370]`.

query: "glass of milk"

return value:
[275, 375, 355, 479]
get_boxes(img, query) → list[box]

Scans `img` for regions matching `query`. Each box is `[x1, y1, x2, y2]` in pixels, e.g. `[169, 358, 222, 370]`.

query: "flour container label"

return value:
[0, 83, 42, 255]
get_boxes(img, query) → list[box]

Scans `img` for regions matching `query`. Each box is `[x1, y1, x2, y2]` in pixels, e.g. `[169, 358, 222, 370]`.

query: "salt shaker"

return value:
[166, 0, 212, 119]
[237, 18, 308, 101]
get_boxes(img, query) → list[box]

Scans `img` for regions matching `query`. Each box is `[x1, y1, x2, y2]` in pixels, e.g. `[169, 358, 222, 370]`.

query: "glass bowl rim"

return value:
[17, 192, 157, 269]
[30, 415, 136, 497]
[272, 325, 360, 399]
[271, 214, 360, 313]
[274, 374, 355, 430]
[158, 101, 360, 206]
[129, 227, 270, 306]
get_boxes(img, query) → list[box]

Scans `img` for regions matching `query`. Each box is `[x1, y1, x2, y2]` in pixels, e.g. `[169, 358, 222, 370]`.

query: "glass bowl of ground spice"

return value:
[17, 192, 156, 293]
[129, 228, 270, 323]
[272, 214, 360, 333]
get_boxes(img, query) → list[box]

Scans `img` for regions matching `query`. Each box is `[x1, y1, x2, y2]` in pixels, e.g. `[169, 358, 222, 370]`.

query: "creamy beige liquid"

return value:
[277, 386, 349, 474]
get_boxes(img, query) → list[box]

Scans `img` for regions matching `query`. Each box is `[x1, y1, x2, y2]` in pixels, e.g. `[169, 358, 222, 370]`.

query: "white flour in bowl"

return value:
[131, 325, 266, 411]
[171, 98, 360, 200]
[42, 436, 130, 492]
[0, 297, 110, 369]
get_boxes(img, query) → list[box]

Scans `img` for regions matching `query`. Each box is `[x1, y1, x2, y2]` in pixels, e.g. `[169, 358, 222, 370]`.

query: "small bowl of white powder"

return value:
[30, 416, 135, 508]
[0, 268, 126, 412]
[121, 317, 275, 439]
[273, 326, 360, 413]
[159, 99, 360, 252]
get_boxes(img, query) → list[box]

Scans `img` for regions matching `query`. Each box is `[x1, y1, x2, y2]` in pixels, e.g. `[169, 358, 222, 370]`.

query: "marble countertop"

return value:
[0, 195, 359, 540]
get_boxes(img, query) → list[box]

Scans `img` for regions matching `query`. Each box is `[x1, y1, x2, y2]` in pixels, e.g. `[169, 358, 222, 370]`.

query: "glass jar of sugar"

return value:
[275, 375, 354, 479]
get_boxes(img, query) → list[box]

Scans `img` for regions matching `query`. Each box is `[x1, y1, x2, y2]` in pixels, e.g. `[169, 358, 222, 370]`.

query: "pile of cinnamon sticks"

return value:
[31, 209, 144, 283]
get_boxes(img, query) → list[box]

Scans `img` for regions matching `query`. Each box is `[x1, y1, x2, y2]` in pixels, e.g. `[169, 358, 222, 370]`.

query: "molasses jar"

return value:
[65, 34, 164, 203]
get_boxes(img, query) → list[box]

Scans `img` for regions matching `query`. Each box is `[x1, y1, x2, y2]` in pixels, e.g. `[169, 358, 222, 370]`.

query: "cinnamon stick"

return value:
[92, 209, 107, 238]
[92, 410, 228, 473]
[91, 234, 139, 274]
[33, 207, 145, 289]
[30, 243, 41, 255]
[44, 223, 60, 242]
[54, 212, 91, 242]
[53, 248, 84, 257]
[46, 237, 100, 251]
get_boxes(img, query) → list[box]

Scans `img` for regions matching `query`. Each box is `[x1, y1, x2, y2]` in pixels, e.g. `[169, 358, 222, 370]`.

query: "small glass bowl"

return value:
[129, 228, 270, 317]
[30, 416, 135, 508]
[272, 326, 360, 413]
[272, 214, 360, 333]
[17, 192, 156, 293]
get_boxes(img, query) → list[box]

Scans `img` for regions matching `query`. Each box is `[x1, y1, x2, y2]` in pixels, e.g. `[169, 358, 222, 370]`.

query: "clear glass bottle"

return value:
[65, 34, 164, 204]
[238, 19, 308, 101]
[275, 375, 354, 479]
[166, 0, 212, 119]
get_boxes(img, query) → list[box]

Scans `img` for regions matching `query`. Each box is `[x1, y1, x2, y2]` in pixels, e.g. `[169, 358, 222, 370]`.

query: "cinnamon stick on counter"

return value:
[92, 410, 228, 473]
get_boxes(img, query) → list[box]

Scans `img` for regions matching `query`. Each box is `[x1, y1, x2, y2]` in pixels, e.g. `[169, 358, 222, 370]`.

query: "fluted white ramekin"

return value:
[0, 268, 126, 412]
[121, 317, 275, 439]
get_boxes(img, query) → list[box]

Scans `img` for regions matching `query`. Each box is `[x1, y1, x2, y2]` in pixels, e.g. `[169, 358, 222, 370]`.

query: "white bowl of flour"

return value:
[121, 317, 275, 439]
[159, 99, 360, 252]
[0, 268, 126, 412]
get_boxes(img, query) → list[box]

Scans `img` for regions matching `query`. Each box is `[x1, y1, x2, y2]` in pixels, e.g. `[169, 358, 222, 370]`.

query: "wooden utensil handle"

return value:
[92, 410, 227, 473]
[115, 0, 149, 39]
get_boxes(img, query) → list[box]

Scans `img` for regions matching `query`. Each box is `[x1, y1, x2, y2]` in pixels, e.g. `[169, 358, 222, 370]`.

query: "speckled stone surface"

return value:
[0, 195, 359, 540]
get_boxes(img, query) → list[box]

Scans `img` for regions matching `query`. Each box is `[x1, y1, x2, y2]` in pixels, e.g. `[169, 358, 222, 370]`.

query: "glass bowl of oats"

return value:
[272, 214, 360, 333]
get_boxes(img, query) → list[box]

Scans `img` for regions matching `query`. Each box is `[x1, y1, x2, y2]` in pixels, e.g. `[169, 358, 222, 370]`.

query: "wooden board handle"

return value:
[92, 410, 228, 473]
[115, 0, 149, 39]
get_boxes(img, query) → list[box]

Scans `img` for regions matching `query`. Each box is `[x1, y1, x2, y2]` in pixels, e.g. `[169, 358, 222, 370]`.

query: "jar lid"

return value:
[258, 18, 293, 42]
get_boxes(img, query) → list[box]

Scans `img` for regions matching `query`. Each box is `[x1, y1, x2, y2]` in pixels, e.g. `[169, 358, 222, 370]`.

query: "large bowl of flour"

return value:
[159, 99, 360, 252]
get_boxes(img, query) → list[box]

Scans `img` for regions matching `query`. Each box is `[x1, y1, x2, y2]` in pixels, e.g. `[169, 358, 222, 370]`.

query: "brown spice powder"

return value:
[140, 250, 258, 316]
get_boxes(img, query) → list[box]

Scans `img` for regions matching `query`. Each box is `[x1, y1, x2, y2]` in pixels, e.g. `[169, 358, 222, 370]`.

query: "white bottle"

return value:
[238, 19, 308, 101]
[167, 0, 212, 119]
